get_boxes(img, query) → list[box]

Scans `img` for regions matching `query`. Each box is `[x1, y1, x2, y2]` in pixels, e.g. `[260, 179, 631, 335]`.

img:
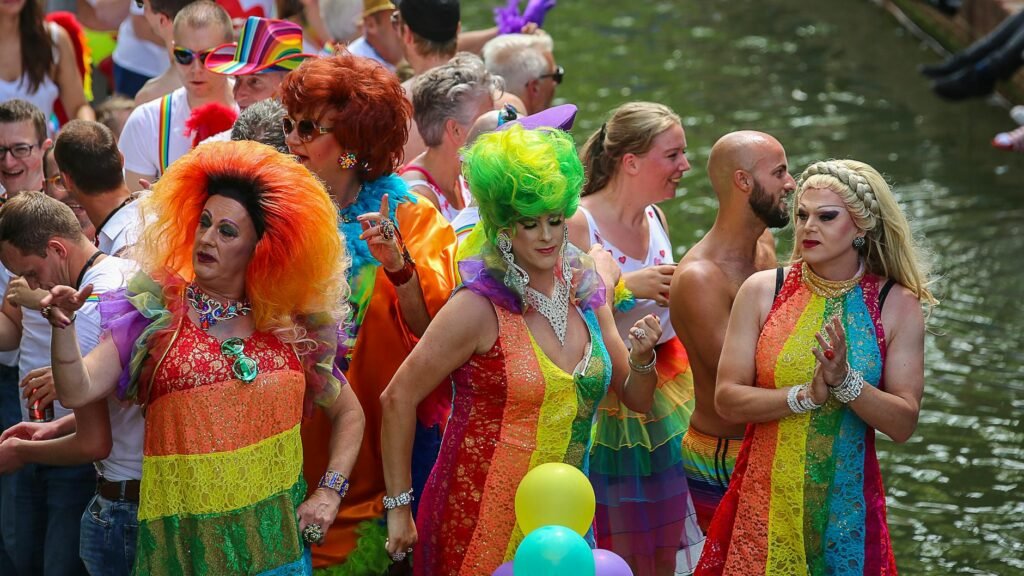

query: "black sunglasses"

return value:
[538, 65, 565, 85]
[173, 46, 216, 66]
[134, 0, 143, 7]
[281, 116, 334, 143]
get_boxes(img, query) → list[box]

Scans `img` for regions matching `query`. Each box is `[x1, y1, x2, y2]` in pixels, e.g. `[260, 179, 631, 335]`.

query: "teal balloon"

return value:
[513, 525, 595, 576]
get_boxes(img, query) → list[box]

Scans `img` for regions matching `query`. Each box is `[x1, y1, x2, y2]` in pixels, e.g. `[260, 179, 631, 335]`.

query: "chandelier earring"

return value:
[497, 231, 529, 292]
[337, 152, 358, 170]
[852, 235, 867, 250]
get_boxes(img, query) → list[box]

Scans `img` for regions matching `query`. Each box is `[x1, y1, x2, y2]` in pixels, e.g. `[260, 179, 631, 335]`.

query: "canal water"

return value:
[463, 0, 1024, 573]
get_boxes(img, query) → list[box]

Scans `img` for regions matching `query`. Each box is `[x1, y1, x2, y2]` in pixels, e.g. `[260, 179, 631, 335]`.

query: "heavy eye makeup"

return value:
[198, 211, 240, 238]
[796, 208, 840, 222]
[518, 215, 564, 230]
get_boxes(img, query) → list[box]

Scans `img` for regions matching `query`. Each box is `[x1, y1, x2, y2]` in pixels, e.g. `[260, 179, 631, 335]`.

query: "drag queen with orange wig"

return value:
[44, 141, 365, 575]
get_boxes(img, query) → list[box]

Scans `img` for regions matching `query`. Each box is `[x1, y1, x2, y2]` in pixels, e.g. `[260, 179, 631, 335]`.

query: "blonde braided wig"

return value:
[794, 159, 937, 305]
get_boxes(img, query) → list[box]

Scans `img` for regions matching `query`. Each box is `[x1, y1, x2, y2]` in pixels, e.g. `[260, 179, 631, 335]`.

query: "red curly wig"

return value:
[279, 54, 411, 181]
[134, 141, 350, 333]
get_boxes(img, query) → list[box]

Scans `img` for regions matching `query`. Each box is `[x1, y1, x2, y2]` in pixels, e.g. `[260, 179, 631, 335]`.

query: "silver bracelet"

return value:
[628, 349, 657, 374]
[797, 384, 824, 412]
[382, 488, 414, 510]
[787, 384, 822, 414]
[830, 366, 865, 404]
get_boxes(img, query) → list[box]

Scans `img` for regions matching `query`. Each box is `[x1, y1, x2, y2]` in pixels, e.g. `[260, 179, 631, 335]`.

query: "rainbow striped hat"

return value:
[205, 17, 313, 76]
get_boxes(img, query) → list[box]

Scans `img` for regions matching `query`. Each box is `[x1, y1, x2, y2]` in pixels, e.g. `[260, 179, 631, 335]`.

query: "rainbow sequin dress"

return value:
[695, 263, 898, 575]
[413, 244, 612, 576]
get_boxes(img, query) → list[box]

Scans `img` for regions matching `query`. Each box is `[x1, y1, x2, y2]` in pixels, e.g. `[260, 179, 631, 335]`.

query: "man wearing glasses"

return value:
[0, 100, 50, 200]
[118, 0, 235, 192]
[482, 31, 563, 114]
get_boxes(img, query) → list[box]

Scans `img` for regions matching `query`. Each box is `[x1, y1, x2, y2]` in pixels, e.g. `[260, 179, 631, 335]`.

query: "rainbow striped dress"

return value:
[695, 263, 899, 576]
[413, 246, 612, 576]
[100, 273, 343, 575]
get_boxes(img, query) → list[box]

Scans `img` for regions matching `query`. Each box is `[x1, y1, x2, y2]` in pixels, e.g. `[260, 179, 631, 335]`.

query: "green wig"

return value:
[461, 124, 584, 244]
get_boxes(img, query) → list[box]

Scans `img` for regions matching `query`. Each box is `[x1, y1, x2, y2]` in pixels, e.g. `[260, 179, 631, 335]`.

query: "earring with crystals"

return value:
[852, 236, 866, 250]
[497, 231, 529, 292]
[337, 152, 358, 170]
[559, 224, 573, 284]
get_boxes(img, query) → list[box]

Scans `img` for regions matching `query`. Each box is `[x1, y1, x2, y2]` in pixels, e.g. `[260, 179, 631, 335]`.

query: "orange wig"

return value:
[134, 141, 349, 334]
[279, 54, 411, 182]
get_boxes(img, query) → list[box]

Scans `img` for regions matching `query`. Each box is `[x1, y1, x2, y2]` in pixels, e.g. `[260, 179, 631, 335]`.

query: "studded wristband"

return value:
[318, 470, 350, 499]
[383, 488, 414, 510]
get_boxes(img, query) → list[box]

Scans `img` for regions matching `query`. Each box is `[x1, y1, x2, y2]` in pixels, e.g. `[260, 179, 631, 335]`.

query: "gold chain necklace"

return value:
[801, 261, 865, 299]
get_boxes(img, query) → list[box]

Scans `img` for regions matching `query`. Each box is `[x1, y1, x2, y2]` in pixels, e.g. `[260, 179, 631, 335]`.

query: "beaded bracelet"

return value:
[830, 364, 865, 404]
[613, 277, 636, 312]
[318, 470, 350, 499]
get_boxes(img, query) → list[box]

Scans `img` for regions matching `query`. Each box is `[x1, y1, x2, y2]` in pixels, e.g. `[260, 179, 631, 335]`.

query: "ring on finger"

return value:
[390, 551, 407, 562]
[630, 327, 647, 341]
[302, 523, 324, 545]
[40, 306, 52, 319]
[379, 218, 396, 241]
[824, 349, 836, 361]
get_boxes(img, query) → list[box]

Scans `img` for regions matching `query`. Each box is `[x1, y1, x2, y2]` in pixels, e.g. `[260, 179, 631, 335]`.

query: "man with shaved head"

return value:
[668, 130, 796, 532]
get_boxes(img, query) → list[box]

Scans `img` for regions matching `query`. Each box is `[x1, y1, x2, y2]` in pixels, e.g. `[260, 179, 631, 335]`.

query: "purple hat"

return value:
[497, 103, 577, 132]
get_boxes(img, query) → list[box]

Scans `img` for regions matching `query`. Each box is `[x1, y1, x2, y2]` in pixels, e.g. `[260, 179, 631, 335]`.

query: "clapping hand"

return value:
[809, 316, 848, 404]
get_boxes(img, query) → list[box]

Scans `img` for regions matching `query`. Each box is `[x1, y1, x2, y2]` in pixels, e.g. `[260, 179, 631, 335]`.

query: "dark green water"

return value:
[464, 1, 1024, 573]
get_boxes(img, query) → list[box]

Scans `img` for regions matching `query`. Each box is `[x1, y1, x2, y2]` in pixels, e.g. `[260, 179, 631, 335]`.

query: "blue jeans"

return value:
[79, 494, 138, 576]
[0, 363, 20, 576]
[1, 462, 94, 575]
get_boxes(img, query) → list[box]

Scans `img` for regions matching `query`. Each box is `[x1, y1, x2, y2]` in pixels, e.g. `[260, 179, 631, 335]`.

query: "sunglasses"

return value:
[220, 337, 258, 383]
[173, 46, 216, 66]
[0, 144, 35, 159]
[134, 0, 143, 7]
[538, 65, 565, 85]
[281, 116, 334, 143]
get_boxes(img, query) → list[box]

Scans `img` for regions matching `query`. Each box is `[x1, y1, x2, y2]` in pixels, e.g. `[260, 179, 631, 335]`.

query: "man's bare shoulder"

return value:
[674, 256, 731, 291]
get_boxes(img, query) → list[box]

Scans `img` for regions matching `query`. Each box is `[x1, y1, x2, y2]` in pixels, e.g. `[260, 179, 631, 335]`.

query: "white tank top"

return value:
[0, 23, 60, 127]
[579, 205, 676, 344]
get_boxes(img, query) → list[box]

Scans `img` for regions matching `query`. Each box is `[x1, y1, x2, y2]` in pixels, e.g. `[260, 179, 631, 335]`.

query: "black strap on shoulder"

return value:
[879, 279, 896, 311]
[775, 266, 785, 299]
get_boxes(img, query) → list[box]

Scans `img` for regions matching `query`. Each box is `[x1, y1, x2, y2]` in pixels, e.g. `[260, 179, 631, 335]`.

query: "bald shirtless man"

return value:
[669, 130, 796, 531]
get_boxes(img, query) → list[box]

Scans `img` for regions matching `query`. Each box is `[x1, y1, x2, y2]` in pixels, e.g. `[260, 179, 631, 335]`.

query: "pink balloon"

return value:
[593, 549, 633, 576]
[492, 561, 515, 576]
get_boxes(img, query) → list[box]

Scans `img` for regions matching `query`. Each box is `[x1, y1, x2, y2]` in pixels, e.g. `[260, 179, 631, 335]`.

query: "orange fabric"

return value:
[144, 371, 305, 457]
[302, 198, 457, 568]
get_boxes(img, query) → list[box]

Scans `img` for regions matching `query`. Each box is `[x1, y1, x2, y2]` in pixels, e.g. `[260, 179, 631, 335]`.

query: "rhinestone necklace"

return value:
[525, 278, 570, 345]
[801, 261, 865, 299]
[186, 283, 252, 331]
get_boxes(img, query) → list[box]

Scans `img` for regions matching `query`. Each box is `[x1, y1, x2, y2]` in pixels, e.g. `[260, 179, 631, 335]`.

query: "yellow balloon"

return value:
[514, 463, 595, 536]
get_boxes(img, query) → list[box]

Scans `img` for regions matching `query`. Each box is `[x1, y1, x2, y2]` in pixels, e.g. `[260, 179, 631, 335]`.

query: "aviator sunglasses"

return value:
[281, 116, 334, 143]
[173, 45, 217, 66]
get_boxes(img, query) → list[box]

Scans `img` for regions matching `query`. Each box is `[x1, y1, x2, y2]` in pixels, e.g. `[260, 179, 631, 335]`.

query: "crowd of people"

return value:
[0, 0, 936, 575]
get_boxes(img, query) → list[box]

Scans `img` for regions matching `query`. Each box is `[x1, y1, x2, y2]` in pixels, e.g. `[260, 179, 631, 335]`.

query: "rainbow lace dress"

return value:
[101, 272, 342, 575]
[695, 263, 899, 576]
[412, 244, 612, 576]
